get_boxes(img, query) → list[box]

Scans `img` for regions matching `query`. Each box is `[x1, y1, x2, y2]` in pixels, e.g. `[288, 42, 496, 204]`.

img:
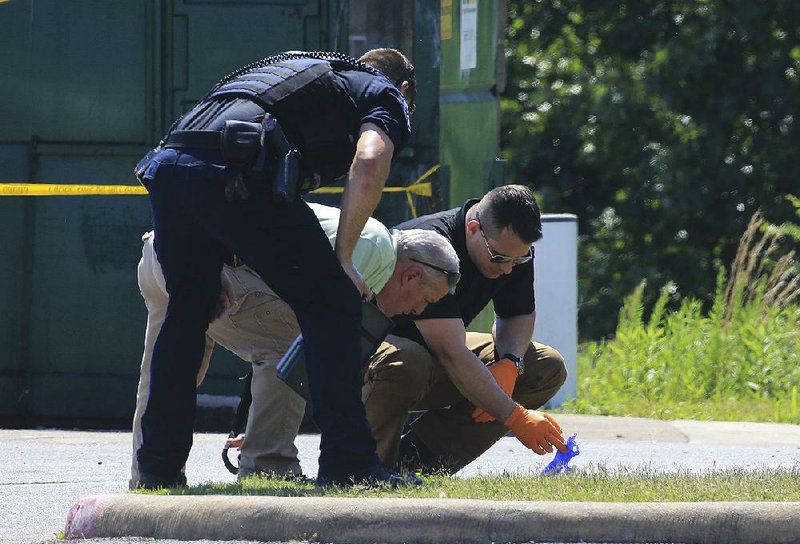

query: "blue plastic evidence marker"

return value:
[541, 433, 580, 475]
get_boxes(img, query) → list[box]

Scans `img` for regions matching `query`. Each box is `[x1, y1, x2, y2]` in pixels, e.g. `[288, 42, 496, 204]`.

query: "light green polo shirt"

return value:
[309, 203, 396, 295]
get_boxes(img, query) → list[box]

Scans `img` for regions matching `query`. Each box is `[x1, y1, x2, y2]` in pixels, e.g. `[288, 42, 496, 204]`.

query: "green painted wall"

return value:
[438, 0, 507, 332]
[439, 0, 505, 207]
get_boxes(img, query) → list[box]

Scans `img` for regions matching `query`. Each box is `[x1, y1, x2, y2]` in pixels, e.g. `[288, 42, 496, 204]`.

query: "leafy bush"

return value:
[567, 211, 800, 423]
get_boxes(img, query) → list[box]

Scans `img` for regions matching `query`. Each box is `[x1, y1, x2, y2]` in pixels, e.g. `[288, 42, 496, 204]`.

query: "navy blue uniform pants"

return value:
[136, 148, 380, 479]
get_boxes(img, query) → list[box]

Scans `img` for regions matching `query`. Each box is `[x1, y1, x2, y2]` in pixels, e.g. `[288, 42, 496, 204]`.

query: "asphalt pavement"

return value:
[2, 414, 798, 544]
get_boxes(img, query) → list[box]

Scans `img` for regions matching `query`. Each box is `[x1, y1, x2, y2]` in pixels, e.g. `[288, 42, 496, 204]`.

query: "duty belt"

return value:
[162, 130, 223, 150]
[164, 120, 264, 170]
[161, 123, 261, 201]
[147, 117, 314, 203]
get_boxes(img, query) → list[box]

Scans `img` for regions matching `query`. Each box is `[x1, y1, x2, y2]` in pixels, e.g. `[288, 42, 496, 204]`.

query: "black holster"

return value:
[221, 115, 304, 203]
[221, 121, 262, 168]
[260, 115, 302, 204]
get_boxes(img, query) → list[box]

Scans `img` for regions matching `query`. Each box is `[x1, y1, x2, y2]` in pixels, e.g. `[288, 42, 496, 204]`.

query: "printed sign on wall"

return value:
[460, 0, 478, 71]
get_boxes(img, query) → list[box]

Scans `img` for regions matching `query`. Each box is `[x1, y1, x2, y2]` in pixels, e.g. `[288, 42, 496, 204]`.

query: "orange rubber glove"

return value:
[471, 359, 519, 423]
[504, 404, 567, 455]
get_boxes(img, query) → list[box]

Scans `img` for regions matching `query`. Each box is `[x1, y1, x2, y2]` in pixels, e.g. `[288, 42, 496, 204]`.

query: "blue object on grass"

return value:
[541, 433, 580, 475]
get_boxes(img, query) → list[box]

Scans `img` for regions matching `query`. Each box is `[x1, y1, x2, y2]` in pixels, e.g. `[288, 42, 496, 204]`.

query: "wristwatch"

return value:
[500, 353, 524, 375]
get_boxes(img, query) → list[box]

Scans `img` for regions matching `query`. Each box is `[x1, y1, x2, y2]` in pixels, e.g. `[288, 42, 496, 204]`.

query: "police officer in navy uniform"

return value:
[133, 49, 419, 488]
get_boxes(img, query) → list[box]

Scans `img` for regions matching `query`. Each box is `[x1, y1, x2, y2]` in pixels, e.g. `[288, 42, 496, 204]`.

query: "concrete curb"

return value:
[65, 494, 800, 544]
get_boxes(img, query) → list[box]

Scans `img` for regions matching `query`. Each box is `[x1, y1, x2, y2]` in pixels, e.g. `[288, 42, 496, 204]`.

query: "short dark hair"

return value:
[359, 48, 416, 114]
[469, 185, 543, 244]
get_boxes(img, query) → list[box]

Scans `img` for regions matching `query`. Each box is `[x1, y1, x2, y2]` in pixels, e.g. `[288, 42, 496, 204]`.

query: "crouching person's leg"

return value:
[512, 342, 568, 411]
[362, 335, 441, 469]
[239, 356, 306, 478]
[207, 271, 306, 479]
[403, 332, 567, 474]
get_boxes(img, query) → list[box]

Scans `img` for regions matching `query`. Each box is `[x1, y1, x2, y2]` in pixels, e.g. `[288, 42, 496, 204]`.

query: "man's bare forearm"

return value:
[421, 318, 520, 422]
[436, 346, 518, 422]
[492, 311, 535, 358]
[335, 124, 393, 269]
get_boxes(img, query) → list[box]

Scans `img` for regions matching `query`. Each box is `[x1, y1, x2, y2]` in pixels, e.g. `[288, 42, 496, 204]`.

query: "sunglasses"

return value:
[409, 258, 461, 289]
[476, 214, 533, 265]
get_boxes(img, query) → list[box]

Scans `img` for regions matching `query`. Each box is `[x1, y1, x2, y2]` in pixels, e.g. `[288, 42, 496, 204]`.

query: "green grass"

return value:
[139, 467, 800, 502]
[561, 274, 800, 424]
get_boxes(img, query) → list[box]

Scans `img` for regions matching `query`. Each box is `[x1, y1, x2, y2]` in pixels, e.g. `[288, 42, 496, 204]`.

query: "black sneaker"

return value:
[397, 431, 453, 476]
[135, 472, 188, 490]
[316, 465, 422, 488]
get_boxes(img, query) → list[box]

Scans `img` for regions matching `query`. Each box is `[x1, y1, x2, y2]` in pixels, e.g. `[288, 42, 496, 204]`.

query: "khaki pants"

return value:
[210, 266, 306, 479]
[362, 332, 567, 472]
[130, 234, 306, 488]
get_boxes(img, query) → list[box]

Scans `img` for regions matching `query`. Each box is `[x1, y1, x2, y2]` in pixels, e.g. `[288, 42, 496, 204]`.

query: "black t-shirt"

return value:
[390, 199, 536, 346]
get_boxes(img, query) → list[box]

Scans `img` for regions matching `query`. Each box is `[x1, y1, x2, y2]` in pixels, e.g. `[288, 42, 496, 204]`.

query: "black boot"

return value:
[135, 471, 188, 490]
[316, 464, 422, 488]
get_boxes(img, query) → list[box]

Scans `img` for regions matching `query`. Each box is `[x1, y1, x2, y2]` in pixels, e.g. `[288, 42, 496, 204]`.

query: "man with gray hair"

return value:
[130, 203, 459, 486]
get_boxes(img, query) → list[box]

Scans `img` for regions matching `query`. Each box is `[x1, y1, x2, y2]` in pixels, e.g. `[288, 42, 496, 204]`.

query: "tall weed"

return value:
[569, 202, 800, 423]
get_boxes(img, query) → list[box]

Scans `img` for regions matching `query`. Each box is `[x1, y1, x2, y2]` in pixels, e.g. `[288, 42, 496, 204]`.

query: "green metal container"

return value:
[0, 0, 507, 425]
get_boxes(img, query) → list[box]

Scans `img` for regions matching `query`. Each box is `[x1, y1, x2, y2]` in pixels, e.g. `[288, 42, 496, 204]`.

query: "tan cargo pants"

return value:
[362, 332, 567, 472]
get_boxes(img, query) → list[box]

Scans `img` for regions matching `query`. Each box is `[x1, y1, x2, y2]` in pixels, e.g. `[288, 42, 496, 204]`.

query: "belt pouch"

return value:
[221, 120, 261, 168]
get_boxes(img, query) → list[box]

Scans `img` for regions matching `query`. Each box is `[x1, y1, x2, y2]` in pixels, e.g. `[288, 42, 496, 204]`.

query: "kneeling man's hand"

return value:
[504, 405, 567, 455]
[472, 359, 519, 423]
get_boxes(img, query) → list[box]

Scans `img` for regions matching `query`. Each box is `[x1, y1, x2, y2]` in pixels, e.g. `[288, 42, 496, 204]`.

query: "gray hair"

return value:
[392, 228, 460, 294]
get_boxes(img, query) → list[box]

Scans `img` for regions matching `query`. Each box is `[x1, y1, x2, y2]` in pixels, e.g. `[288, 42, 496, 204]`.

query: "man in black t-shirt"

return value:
[362, 185, 569, 474]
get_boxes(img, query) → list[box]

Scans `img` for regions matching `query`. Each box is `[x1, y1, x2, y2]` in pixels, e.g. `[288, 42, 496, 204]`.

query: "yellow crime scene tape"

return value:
[0, 183, 148, 196]
[310, 164, 438, 217]
[0, 165, 439, 217]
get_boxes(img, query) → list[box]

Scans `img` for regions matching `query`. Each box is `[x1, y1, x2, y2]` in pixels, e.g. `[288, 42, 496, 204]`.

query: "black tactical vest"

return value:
[208, 56, 334, 110]
[176, 53, 385, 184]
